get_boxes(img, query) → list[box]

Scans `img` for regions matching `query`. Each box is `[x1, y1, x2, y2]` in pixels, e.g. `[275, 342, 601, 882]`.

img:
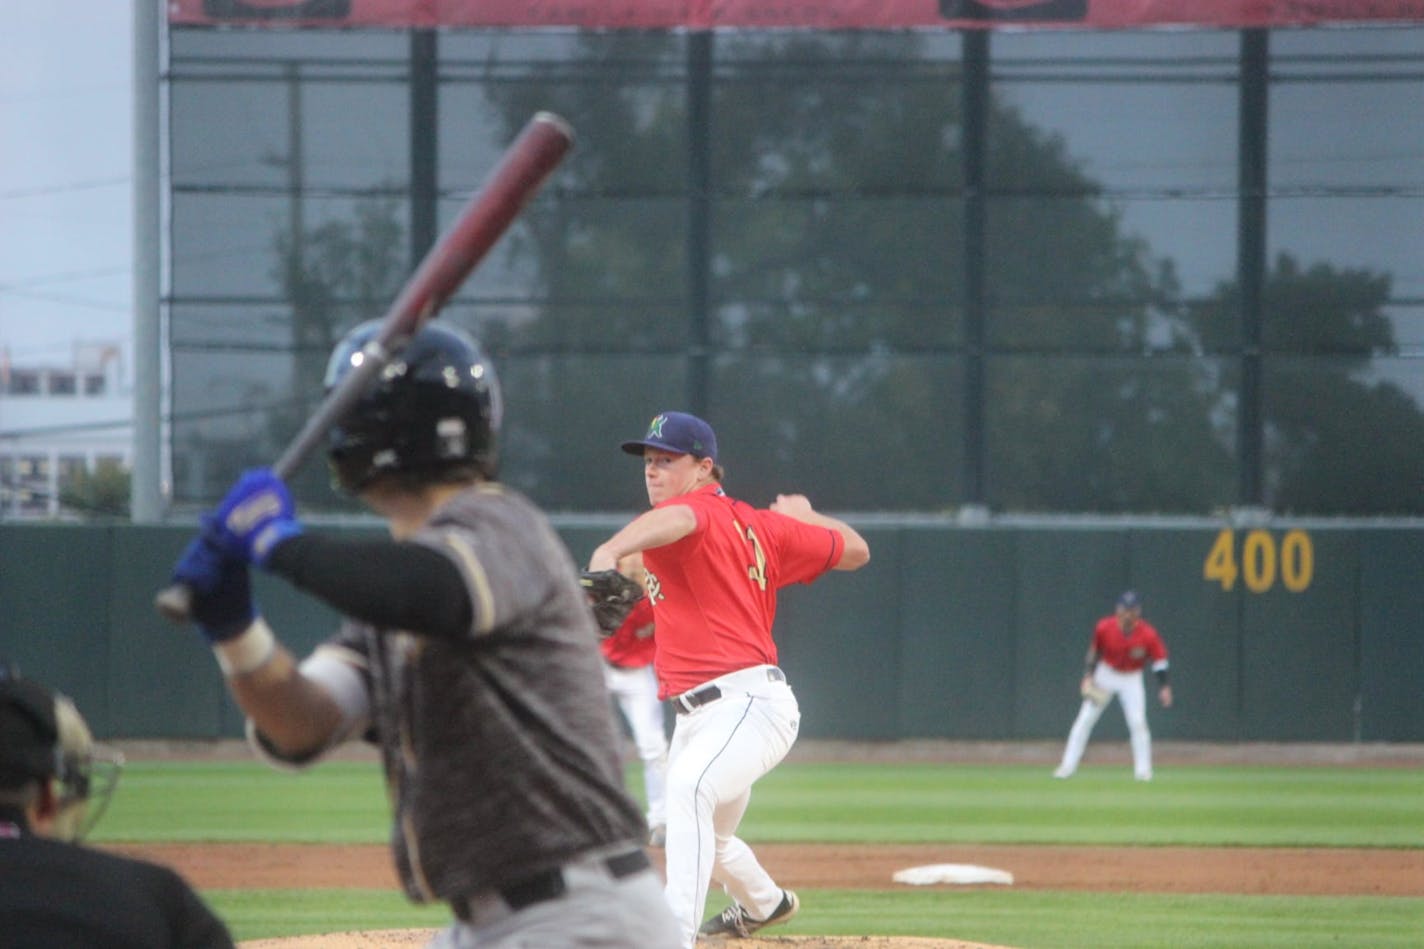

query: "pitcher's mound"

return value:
[239, 932, 1012, 948]
[239, 932, 436, 947]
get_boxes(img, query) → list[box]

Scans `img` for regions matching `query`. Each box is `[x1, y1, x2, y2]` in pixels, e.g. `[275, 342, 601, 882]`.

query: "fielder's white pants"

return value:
[662, 665, 799, 949]
[1057, 662, 1153, 780]
[603, 662, 669, 828]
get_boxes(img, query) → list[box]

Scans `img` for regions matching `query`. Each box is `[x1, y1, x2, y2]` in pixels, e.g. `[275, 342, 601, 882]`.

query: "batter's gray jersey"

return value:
[273, 483, 646, 903]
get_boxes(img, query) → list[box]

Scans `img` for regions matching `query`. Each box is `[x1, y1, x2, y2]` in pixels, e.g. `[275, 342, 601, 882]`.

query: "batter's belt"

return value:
[452, 847, 649, 921]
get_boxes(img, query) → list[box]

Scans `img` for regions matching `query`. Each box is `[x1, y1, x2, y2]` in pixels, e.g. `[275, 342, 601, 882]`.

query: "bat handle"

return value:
[155, 582, 195, 624]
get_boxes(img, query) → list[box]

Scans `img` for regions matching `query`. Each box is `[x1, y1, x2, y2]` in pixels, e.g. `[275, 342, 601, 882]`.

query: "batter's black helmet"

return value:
[324, 320, 503, 493]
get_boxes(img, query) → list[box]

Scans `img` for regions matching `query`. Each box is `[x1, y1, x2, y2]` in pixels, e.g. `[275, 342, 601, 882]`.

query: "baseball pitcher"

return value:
[588, 411, 870, 948]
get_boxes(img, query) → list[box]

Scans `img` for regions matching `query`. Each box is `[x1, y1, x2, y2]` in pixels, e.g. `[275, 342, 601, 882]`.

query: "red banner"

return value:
[171, 1, 1424, 30]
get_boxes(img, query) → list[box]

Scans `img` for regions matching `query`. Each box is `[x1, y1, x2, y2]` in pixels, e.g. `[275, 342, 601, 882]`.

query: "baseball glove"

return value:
[1081, 679, 1111, 708]
[579, 569, 645, 635]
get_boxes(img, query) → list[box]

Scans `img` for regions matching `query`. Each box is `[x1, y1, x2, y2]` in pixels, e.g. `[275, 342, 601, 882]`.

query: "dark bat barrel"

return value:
[155, 113, 575, 624]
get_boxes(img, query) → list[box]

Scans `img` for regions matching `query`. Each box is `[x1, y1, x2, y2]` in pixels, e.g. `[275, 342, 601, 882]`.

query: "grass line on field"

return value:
[204, 887, 1424, 949]
[95, 760, 1424, 849]
[118, 756, 1421, 948]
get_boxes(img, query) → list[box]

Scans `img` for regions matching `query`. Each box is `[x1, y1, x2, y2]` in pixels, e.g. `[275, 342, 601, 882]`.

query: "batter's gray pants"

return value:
[429, 849, 679, 948]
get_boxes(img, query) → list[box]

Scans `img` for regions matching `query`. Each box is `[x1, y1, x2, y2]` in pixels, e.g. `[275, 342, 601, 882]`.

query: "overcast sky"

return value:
[0, 1, 133, 370]
[1, 8, 1417, 378]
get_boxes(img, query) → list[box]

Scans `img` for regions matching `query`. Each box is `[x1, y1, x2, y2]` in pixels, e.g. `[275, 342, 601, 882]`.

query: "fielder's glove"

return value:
[1081, 679, 1111, 708]
[579, 569, 645, 635]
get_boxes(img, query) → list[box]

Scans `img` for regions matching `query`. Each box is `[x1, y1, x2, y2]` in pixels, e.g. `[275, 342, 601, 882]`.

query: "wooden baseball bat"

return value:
[156, 111, 575, 623]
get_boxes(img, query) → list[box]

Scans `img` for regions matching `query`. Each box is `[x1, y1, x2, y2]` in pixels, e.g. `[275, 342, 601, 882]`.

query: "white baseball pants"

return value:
[1056, 662, 1153, 780]
[603, 661, 669, 828]
[662, 665, 799, 949]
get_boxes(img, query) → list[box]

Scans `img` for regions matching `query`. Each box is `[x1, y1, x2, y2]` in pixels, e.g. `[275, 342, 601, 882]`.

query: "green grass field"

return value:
[93, 757, 1424, 947]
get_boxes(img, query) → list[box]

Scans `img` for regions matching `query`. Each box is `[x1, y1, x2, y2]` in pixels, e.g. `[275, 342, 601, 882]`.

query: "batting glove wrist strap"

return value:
[213, 618, 277, 677]
[211, 468, 305, 567]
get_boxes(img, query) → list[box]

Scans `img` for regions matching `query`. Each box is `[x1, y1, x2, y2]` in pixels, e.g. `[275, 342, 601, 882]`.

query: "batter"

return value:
[170, 321, 680, 948]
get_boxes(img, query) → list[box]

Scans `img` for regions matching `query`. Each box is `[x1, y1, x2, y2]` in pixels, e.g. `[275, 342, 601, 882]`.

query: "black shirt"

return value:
[0, 807, 234, 949]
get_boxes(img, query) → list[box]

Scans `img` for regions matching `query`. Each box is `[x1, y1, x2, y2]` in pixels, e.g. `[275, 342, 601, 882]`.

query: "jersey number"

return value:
[742, 524, 769, 591]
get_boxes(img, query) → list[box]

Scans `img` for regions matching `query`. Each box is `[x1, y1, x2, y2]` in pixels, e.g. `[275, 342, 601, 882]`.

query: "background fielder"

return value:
[1054, 590, 1173, 781]
[599, 553, 669, 845]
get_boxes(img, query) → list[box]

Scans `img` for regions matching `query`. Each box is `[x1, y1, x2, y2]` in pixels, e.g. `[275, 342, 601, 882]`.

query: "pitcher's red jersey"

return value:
[643, 484, 843, 698]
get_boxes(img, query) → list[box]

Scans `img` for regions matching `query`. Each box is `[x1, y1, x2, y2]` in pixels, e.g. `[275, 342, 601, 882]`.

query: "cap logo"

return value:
[621, 410, 717, 463]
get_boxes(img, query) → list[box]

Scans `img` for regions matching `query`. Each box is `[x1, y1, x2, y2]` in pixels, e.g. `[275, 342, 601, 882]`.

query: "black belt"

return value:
[453, 848, 649, 919]
[674, 667, 785, 715]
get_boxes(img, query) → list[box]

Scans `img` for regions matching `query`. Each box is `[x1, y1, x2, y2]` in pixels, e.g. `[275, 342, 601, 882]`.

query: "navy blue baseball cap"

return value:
[1117, 590, 1142, 610]
[621, 411, 718, 463]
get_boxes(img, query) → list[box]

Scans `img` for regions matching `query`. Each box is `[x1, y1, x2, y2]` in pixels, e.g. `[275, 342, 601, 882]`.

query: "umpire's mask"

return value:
[0, 666, 123, 841]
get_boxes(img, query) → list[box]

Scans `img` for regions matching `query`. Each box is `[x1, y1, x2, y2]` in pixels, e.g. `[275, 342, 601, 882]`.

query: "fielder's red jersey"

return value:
[1093, 616, 1168, 673]
[642, 484, 844, 699]
[600, 596, 656, 668]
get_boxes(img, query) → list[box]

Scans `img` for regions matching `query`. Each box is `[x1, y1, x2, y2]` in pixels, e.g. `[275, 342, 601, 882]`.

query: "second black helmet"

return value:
[324, 320, 502, 493]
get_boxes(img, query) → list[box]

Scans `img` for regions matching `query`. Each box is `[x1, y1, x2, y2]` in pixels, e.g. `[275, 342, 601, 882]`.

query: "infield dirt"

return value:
[108, 740, 1422, 949]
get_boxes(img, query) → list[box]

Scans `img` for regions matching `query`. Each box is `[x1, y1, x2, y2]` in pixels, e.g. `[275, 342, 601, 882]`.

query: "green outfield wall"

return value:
[2, 520, 1420, 742]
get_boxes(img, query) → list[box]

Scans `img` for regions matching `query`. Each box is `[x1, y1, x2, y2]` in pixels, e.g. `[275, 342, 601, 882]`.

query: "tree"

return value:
[59, 460, 130, 520]
[266, 194, 408, 508]
[1190, 254, 1424, 515]
[480, 31, 1225, 511]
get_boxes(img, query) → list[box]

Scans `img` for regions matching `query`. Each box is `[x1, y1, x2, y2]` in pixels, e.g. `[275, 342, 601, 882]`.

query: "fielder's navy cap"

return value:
[621, 411, 718, 463]
[1117, 590, 1142, 610]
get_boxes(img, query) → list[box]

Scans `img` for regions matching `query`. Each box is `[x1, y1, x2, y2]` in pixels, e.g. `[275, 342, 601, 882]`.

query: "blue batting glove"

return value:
[210, 467, 304, 566]
[171, 531, 256, 643]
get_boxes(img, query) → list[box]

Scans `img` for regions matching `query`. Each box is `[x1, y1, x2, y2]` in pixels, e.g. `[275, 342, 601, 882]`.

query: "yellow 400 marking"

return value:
[1203, 529, 1313, 593]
